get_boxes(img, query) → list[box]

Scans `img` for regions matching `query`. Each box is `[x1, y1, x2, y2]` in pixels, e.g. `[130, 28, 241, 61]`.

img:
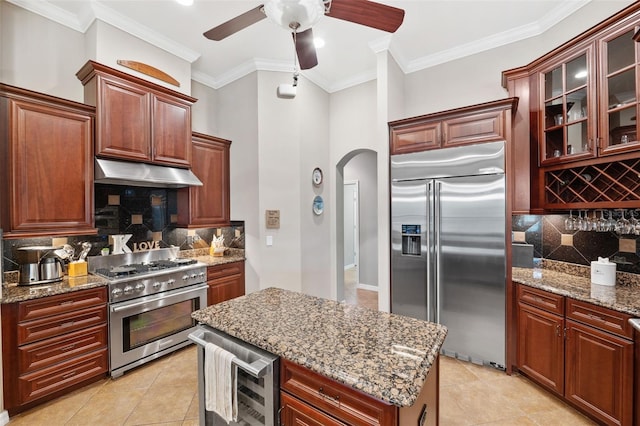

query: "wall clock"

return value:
[312, 167, 323, 186]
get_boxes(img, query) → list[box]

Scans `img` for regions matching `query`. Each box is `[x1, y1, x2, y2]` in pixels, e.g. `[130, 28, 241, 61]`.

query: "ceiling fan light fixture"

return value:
[263, 0, 325, 32]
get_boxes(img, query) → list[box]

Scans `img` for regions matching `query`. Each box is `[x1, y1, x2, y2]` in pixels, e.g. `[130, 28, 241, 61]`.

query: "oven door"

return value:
[109, 282, 207, 378]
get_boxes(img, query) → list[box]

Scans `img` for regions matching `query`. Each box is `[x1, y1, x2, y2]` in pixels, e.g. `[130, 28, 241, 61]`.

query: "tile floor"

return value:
[6, 278, 596, 426]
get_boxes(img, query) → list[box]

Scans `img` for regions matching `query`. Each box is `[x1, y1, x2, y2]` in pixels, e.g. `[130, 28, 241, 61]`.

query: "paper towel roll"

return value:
[591, 257, 616, 286]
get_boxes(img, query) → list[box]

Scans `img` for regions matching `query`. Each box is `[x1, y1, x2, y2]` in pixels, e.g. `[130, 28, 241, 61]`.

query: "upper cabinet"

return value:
[598, 23, 640, 156]
[390, 100, 514, 155]
[535, 44, 597, 165]
[176, 133, 231, 228]
[76, 61, 196, 168]
[503, 3, 640, 210]
[0, 84, 97, 238]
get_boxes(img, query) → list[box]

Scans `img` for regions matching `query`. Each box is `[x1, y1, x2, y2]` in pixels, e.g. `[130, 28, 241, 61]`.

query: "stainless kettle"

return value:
[39, 257, 64, 281]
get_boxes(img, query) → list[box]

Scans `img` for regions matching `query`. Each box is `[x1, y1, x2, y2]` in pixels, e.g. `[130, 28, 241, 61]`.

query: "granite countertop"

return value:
[191, 287, 448, 407]
[512, 266, 640, 317]
[178, 247, 245, 267]
[0, 274, 110, 304]
[1, 248, 245, 304]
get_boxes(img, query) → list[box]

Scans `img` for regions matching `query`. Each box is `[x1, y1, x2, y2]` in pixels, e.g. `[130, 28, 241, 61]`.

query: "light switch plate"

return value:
[266, 235, 273, 246]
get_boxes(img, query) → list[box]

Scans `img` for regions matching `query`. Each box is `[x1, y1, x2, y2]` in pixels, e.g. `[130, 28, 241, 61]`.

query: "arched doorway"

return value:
[335, 149, 378, 309]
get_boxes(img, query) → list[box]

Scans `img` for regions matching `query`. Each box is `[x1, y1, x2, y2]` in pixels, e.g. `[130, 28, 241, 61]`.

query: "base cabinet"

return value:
[2, 287, 109, 415]
[516, 284, 634, 425]
[280, 357, 439, 426]
[206, 261, 245, 306]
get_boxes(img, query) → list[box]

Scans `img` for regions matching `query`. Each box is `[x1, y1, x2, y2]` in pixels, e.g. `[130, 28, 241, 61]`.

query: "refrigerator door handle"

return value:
[434, 181, 442, 324]
[426, 181, 433, 322]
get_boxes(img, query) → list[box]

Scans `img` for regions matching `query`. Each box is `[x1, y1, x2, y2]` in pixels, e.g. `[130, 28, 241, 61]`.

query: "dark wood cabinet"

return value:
[503, 3, 640, 210]
[76, 60, 195, 168]
[516, 284, 635, 425]
[2, 287, 109, 415]
[206, 261, 245, 306]
[0, 84, 96, 238]
[177, 132, 231, 228]
[280, 357, 439, 426]
[389, 99, 515, 155]
[517, 302, 565, 396]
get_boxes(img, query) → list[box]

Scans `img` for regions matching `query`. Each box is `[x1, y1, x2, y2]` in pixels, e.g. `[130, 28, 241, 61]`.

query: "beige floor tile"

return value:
[478, 416, 539, 426]
[123, 384, 196, 425]
[8, 380, 106, 426]
[181, 419, 199, 426]
[184, 393, 199, 420]
[65, 388, 146, 426]
[103, 363, 163, 393]
[439, 356, 482, 386]
[528, 406, 598, 425]
[486, 374, 566, 415]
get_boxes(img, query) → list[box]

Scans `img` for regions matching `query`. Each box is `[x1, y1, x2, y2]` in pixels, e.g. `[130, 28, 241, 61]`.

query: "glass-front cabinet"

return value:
[598, 25, 640, 155]
[539, 46, 596, 165]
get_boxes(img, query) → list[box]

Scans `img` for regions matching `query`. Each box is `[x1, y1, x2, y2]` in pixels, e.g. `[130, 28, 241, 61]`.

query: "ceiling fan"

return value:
[203, 0, 405, 70]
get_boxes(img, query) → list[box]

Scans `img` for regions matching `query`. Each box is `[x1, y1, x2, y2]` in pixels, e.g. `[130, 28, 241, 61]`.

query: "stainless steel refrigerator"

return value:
[391, 141, 506, 368]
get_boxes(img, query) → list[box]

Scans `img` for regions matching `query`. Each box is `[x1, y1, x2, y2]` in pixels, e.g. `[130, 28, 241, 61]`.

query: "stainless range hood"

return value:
[94, 158, 203, 188]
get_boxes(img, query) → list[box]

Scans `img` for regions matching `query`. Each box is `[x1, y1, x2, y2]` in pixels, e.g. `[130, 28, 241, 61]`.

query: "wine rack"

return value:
[544, 157, 640, 209]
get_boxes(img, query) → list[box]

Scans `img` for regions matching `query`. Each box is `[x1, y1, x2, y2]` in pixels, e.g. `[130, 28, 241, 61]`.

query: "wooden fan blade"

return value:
[295, 28, 318, 70]
[327, 0, 405, 33]
[203, 5, 267, 40]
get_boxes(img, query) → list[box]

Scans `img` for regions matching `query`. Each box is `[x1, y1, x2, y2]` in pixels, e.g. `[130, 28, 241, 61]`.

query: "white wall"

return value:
[0, 1, 85, 100]
[217, 73, 261, 294]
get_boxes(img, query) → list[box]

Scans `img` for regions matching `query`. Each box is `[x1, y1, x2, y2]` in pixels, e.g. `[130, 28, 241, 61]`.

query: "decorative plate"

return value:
[313, 195, 324, 215]
[312, 167, 323, 186]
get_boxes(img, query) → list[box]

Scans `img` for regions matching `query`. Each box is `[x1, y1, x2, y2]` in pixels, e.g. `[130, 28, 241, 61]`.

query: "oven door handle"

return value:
[111, 284, 207, 313]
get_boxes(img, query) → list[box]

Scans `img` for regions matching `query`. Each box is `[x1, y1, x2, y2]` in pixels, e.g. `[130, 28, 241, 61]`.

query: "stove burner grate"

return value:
[93, 258, 198, 279]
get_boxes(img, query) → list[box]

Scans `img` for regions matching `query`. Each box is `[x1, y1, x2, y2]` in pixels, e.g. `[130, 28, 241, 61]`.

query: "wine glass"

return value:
[564, 210, 575, 231]
[596, 210, 608, 232]
[615, 210, 630, 235]
[575, 210, 585, 231]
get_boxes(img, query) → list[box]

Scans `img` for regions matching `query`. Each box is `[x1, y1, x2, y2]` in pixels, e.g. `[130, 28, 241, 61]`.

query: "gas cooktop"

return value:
[93, 258, 198, 279]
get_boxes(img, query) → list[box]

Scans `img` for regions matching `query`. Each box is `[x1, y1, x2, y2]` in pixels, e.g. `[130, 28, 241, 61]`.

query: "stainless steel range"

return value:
[89, 247, 207, 378]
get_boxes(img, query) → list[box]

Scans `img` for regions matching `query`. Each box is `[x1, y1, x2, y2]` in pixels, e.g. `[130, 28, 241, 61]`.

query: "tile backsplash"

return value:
[513, 214, 640, 274]
[1, 183, 244, 272]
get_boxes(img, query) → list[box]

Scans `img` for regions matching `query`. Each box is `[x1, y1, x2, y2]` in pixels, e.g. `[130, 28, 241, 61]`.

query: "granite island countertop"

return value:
[512, 266, 640, 317]
[191, 287, 448, 407]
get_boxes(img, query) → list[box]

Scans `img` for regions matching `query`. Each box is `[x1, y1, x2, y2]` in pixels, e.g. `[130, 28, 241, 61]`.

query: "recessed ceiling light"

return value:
[176, 0, 193, 6]
[314, 38, 325, 49]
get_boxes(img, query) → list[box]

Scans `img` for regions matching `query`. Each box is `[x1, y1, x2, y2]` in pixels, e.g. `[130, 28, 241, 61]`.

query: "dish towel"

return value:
[204, 342, 238, 423]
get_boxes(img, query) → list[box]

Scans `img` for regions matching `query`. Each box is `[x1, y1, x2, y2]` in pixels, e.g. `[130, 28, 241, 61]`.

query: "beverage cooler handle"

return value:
[188, 329, 270, 378]
[434, 181, 442, 324]
[427, 181, 433, 322]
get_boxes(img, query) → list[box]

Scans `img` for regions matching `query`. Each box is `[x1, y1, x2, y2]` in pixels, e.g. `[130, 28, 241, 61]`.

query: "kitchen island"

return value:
[191, 287, 447, 425]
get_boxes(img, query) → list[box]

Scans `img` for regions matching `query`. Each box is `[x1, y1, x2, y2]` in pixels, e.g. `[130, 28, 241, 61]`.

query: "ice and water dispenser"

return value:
[401, 224, 421, 255]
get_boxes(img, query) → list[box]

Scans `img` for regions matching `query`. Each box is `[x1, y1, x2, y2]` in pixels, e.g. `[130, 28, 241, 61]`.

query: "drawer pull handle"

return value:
[60, 301, 75, 306]
[60, 321, 75, 328]
[61, 371, 77, 380]
[589, 314, 605, 322]
[318, 387, 340, 404]
[61, 344, 76, 352]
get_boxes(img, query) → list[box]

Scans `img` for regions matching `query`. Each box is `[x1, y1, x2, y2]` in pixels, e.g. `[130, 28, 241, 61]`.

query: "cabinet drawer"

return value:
[207, 262, 244, 281]
[18, 305, 107, 345]
[566, 298, 633, 340]
[18, 348, 108, 405]
[18, 287, 107, 322]
[281, 391, 347, 426]
[517, 285, 564, 315]
[281, 359, 397, 426]
[18, 324, 108, 373]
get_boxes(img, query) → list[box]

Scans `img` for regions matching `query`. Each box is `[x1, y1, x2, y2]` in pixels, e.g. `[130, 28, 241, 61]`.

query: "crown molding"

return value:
[7, 0, 593, 93]
[6, 0, 200, 63]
